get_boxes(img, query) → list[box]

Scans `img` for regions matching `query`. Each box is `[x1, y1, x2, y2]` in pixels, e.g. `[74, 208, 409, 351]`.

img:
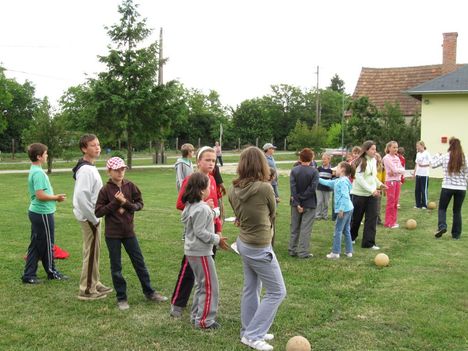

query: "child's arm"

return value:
[32, 172, 66, 202]
[431, 153, 443, 168]
[192, 207, 221, 245]
[176, 177, 189, 211]
[289, 172, 300, 206]
[121, 184, 144, 213]
[35, 190, 66, 202]
[318, 178, 336, 189]
[95, 188, 120, 218]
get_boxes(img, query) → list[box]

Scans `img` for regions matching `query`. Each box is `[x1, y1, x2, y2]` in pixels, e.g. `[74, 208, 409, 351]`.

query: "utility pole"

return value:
[157, 27, 165, 163]
[158, 27, 164, 86]
[315, 65, 320, 126]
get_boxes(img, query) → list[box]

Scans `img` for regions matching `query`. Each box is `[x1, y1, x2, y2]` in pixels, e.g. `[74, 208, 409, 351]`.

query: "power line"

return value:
[3, 67, 67, 81]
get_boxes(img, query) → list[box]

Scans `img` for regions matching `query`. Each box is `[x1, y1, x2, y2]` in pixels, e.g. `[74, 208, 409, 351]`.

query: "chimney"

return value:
[442, 32, 458, 75]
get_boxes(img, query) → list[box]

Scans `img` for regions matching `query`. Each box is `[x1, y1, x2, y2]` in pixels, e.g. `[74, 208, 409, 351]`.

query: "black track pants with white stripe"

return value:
[23, 211, 56, 279]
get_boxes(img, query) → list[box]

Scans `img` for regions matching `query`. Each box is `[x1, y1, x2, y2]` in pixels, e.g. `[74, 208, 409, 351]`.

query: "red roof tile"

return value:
[352, 65, 445, 116]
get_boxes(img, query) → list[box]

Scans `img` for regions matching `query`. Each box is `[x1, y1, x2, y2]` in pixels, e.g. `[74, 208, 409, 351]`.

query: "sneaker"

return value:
[198, 321, 221, 330]
[146, 291, 168, 302]
[421, 207, 427, 210]
[263, 334, 274, 341]
[298, 254, 313, 259]
[352, 240, 355, 244]
[391, 224, 400, 229]
[370, 245, 380, 250]
[22, 277, 41, 284]
[413, 206, 419, 209]
[96, 285, 113, 294]
[241, 337, 274, 351]
[117, 300, 130, 310]
[345, 252, 353, 258]
[48, 272, 69, 280]
[326, 252, 340, 259]
[170, 305, 183, 318]
[397, 204, 401, 208]
[435, 228, 447, 238]
[77, 292, 108, 301]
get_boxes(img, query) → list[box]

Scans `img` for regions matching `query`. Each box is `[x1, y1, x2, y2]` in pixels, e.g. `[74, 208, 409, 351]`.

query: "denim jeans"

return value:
[438, 188, 466, 238]
[105, 236, 154, 301]
[332, 210, 354, 254]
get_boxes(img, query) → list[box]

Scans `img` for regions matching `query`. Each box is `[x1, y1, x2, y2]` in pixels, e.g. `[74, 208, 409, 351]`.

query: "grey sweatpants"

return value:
[289, 207, 316, 257]
[237, 238, 286, 341]
[316, 190, 331, 219]
[187, 255, 219, 328]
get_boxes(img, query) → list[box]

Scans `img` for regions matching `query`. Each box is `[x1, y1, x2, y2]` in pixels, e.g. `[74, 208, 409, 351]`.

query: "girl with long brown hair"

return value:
[229, 146, 286, 351]
[432, 137, 468, 239]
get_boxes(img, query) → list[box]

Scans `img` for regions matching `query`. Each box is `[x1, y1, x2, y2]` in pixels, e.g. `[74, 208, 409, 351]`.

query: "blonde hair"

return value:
[196, 146, 215, 160]
[416, 141, 426, 150]
[181, 143, 194, 157]
[385, 141, 398, 154]
[233, 147, 270, 188]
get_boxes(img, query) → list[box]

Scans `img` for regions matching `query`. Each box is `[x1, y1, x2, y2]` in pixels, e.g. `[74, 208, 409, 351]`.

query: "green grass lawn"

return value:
[1, 169, 467, 350]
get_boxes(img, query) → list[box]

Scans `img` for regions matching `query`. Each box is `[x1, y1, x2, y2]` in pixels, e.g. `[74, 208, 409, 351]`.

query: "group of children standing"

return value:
[23, 135, 167, 311]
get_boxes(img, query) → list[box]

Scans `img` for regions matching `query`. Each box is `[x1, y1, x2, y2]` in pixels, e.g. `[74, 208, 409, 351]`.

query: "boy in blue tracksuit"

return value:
[319, 161, 355, 259]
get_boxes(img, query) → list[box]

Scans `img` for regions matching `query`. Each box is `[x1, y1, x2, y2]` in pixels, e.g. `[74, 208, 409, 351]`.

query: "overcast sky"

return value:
[1, 0, 467, 108]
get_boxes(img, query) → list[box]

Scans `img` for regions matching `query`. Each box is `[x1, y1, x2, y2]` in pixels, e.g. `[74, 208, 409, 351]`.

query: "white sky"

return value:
[1, 0, 467, 108]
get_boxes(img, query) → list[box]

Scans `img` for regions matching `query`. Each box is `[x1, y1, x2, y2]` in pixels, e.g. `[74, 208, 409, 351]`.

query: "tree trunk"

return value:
[47, 156, 53, 174]
[127, 133, 133, 170]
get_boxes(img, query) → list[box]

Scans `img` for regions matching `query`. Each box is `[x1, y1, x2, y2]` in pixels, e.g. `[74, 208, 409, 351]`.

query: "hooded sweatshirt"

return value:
[181, 201, 220, 256]
[72, 158, 103, 225]
[228, 181, 276, 247]
[174, 158, 193, 191]
[94, 179, 144, 238]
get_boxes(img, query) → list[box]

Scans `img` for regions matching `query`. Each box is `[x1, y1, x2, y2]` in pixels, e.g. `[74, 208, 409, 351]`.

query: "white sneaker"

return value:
[326, 252, 340, 259]
[345, 252, 353, 258]
[370, 245, 380, 250]
[263, 334, 274, 341]
[117, 300, 130, 310]
[241, 337, 274, 351]
[391, 224, 400, 229]
[352, 240, 355, 244]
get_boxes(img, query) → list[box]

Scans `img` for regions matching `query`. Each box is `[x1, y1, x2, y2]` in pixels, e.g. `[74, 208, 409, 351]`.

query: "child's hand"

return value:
[218, 236, 229, 250]
[297, 205, 304, 213]
[234, 218, 240, 227]
[338, 210, 344, 219]
[205, 198, 214, 209]
[115, 191, 127, 204]
[56, 194, 66, 202]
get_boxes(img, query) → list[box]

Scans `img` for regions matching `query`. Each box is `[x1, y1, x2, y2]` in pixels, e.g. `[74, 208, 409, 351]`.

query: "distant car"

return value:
[324, 148, 347, 157]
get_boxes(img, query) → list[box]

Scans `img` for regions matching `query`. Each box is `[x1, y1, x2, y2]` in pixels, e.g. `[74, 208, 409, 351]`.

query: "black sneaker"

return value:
[22, 277, 41, 284]
[434, 228, 447, 238]
[48, 272, 69, 280]
[203, 321, 221, 330]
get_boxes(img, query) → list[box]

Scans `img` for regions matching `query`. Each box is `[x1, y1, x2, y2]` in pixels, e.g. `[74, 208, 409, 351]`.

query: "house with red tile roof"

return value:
[352, 33, 463, 119]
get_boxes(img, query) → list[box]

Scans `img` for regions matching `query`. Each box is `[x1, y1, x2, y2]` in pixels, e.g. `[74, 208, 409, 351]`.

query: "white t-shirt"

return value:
[415, 150, 431, 177]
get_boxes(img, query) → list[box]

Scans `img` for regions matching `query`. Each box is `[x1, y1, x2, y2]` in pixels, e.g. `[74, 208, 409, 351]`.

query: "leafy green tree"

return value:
[326, 123, 342, 148]
[22, 99, 68, 173]
[231, 98, 273, 145]
[328, 73, 345, 93]
[269, 84, 308, 142]
[59, 82, 98, 133]
[319, 89, 347, 128]
[0, 67, 39, 151]
[90, 0, 160, 168]
[379, 102, 406, 150]
[345, 97, 381, 148]
[287, 121, 327, 152]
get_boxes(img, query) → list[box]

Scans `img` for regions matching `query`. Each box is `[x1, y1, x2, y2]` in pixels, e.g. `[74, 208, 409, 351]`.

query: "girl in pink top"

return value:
[382, 141, 405, 228]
